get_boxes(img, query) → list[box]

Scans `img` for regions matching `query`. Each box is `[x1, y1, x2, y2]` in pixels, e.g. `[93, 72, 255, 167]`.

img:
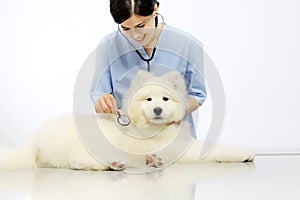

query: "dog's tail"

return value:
[0, 144, 36, 170]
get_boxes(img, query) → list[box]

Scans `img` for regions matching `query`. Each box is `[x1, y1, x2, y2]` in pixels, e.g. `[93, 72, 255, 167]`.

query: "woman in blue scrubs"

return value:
[90, 0, 206, 136]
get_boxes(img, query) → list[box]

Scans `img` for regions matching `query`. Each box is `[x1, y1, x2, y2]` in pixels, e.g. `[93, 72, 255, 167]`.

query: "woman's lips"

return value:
[135, 34, 146, 43]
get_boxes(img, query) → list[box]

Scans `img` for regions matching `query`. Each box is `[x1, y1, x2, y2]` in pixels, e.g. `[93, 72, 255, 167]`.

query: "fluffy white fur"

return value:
[0, 71, 254, 171]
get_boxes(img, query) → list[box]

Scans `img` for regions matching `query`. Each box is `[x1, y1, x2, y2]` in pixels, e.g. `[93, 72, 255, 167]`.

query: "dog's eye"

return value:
[147, 98, 152, 101]
[163, 97, 169, 101]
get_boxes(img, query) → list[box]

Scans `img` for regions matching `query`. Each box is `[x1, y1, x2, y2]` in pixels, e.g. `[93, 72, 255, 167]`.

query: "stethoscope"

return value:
[135, 47, 156, 72]
[117, 13, 165, 72]
[115, 13, 165, 126]
[115, 111, 131, 126]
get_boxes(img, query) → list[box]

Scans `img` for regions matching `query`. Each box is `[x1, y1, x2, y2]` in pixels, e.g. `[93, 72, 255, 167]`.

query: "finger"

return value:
[103, 96, 114, 113]
[95, 102, 104, 113]
[110, 97, 118, 115]
[104, 95, 113, 108]
[99, 97, 111, 113]
[105, 94, 118, 114]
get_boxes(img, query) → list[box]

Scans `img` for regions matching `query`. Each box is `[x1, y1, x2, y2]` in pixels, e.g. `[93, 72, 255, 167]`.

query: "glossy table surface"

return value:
[0, 155, 299, 200]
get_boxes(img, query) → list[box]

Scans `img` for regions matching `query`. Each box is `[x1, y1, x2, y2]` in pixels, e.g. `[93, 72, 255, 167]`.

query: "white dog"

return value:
[0, 71, 254, 171]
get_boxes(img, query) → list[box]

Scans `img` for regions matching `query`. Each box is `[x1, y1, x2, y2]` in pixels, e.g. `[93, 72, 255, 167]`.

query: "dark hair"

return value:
[110, 0, 160, 25]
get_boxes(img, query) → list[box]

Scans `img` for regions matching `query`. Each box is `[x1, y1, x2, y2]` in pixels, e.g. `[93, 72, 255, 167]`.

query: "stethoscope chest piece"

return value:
[116, 112, 131, 126]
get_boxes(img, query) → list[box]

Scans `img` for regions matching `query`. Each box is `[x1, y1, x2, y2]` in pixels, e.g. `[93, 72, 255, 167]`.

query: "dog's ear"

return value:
[130, 70, 154, 87]
[162, 71, 186, 92]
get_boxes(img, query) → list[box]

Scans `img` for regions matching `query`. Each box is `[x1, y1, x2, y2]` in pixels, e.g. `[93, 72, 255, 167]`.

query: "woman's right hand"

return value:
[95, 94, 118, 114]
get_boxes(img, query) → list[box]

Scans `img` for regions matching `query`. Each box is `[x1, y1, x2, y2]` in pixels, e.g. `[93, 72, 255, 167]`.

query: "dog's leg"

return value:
[202, 144, 255, 163]
[145, 154, 164, 168]
[178, 140, 255, 163]
[108, 161, 127, 171]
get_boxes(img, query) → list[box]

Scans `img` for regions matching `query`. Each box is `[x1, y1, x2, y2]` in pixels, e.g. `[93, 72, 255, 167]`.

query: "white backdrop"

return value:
[0, 0, 299, 153]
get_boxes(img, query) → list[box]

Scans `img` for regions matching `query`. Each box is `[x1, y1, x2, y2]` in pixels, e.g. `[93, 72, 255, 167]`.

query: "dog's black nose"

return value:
[153, 107, 162, 116]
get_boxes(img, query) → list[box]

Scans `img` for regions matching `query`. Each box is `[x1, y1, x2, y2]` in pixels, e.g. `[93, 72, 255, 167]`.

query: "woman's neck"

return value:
[144, 23, 164, 56]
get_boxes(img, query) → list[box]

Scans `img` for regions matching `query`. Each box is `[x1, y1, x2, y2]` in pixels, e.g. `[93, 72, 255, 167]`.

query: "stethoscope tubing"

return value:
[117, 13, 165, 72]
[114, 13, 165, 125]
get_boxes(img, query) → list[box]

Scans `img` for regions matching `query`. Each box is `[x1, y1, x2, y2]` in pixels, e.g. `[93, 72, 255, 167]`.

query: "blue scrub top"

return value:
[90, 24, 207, 138]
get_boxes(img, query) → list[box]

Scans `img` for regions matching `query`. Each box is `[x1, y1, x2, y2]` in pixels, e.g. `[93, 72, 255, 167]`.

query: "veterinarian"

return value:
[90, 0, 206, 137]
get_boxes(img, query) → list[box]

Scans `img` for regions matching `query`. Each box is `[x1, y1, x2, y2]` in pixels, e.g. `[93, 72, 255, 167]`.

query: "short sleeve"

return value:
[90, 40, 113, 104]
[185, 40, 207, 105]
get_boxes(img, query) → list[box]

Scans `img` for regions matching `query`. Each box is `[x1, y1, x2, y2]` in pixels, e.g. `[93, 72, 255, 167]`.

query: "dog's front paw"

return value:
[145, 154, 164, 168]
[109, 161, 127, 171]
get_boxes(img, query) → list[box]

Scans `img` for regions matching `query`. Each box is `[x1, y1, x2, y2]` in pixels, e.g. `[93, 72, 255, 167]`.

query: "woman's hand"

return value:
[95, 94, 118, 114]
[186, 97, 200, 114]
